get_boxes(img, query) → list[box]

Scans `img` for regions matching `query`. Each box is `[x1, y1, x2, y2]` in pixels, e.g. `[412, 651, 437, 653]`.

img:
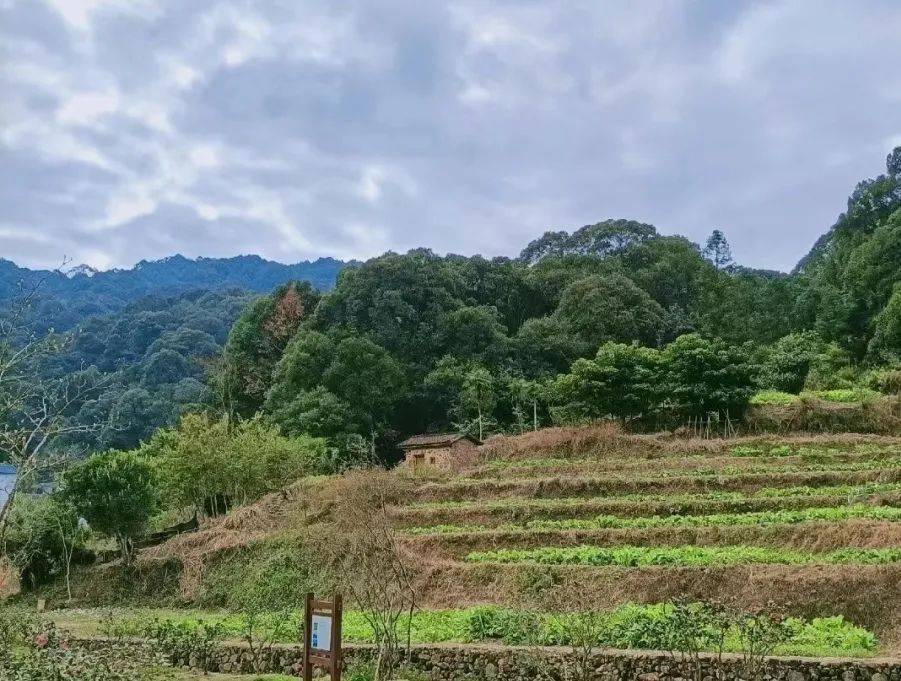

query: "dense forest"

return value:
[3, 147, 900, 462]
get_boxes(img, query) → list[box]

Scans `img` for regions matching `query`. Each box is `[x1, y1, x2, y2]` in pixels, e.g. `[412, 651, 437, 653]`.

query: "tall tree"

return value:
[703, 229, 733, 270]
[219, 282, 319, 419]
[460, 366, 496, 441]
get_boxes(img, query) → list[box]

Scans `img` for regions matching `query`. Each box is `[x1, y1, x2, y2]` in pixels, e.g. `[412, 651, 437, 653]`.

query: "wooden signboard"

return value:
[303, 593, 343, 681]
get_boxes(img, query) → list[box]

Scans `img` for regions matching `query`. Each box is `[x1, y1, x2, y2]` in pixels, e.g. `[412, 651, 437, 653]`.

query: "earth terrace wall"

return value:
[79, 638, 901, 680]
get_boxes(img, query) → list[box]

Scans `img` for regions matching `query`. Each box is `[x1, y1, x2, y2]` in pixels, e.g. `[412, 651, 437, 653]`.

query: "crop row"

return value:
[730, 443, 901, 458]
[461, 457, 901, 482]
[403, 482, 901, 513]
[404, 504, 901, 536]
[414, 467, 901, 503]
[109, 604, 877, 657]
[473, 448, 901, 476]
[464, 545, 901, 567]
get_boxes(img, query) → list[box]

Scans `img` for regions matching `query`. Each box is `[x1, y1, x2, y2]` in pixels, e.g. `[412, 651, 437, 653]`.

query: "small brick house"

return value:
[398, 433, 480, 470]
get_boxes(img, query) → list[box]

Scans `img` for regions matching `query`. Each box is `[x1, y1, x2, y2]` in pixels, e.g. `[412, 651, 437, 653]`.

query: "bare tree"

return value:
[0, 272, 103, 542]
[315, 470, 415, 681]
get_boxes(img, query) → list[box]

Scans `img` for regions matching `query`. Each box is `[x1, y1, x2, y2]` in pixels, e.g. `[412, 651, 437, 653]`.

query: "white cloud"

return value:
[57, 90, 119, 125]
[3, 0, 901, 271]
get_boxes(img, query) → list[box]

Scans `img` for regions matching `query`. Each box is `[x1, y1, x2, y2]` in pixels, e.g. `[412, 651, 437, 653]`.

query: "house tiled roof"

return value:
[398, 433, 479, 449]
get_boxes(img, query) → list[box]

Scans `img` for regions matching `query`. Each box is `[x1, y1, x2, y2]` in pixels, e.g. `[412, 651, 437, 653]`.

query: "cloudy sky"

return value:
[2, 1, 900, 272]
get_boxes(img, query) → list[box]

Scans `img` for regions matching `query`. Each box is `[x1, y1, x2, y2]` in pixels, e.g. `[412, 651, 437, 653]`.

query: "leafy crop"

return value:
[406, 504, 901, 535]
[404, 481, 901, 513]
[92, 604, 878, 657]
[464, 545, 901, 567]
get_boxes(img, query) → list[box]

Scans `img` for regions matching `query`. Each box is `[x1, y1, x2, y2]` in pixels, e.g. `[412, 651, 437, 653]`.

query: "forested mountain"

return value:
[0, 254, 346, 454]
[50, 290, 257, 451]
[0, 254, 346, 336]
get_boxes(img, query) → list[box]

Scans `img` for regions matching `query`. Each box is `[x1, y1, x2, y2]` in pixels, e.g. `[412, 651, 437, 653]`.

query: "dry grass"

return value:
[480, 421, 625, 460]
[748, 397, 901, 435]
[481, 424, 901, 461]
[0, 555, 19, 597]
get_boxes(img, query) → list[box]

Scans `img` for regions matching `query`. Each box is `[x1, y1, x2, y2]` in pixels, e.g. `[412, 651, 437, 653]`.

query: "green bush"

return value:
[3, 496, 85, 590]
[143, 413, 326, 515]
[106, 604, 878, 657]
[62, 450, 158, 562]
[550, 334, 757, 426]
[2, 619, 165, 680]
[783, 616, 876, 656]
[866, 367, 901, 394]
[757, 332, 843, 394]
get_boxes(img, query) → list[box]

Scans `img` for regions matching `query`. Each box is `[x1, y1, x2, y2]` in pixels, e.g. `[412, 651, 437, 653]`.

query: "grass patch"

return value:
[750, 391, 801, 406]
[806, 389, 882, 404]
[405, 503, 901, 535]
[749, 388, 882, 406]
[464, 545, 901, 567]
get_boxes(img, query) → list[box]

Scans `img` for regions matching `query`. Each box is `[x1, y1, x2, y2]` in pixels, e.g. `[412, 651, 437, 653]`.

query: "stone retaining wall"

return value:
[179, 641, 901, 681]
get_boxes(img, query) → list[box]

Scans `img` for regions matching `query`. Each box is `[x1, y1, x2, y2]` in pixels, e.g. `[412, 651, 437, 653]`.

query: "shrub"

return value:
[62, 450, 158, 563]
[758, 332, 838, 394]
[144, 413, 326, 515]
[549, 334, 757, 427]
[0, 606, 39, 663]
[459, 603, 875, 658]
[866, 368, 901, 394]
[466, 606, 542, 644]
[784, 616, 876, 655]
[3, 496, 85, 591]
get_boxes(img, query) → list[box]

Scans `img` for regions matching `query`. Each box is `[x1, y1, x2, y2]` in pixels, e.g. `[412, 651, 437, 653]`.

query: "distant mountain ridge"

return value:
[0, 254, 348, 334]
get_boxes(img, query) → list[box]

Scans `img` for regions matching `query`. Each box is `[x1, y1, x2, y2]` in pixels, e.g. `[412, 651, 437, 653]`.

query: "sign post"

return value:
[303, 593, 343, 681]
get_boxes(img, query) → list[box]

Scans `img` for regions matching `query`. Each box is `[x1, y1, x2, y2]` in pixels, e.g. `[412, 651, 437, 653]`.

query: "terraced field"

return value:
[393, 429, 901, 651]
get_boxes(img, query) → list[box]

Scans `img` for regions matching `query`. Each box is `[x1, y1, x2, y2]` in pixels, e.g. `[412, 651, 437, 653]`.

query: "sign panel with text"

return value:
[303, 593, 342, 681]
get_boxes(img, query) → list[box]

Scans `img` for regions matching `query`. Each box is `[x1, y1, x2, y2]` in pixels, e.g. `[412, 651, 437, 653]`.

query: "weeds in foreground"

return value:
[143, 617, 227, 673]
